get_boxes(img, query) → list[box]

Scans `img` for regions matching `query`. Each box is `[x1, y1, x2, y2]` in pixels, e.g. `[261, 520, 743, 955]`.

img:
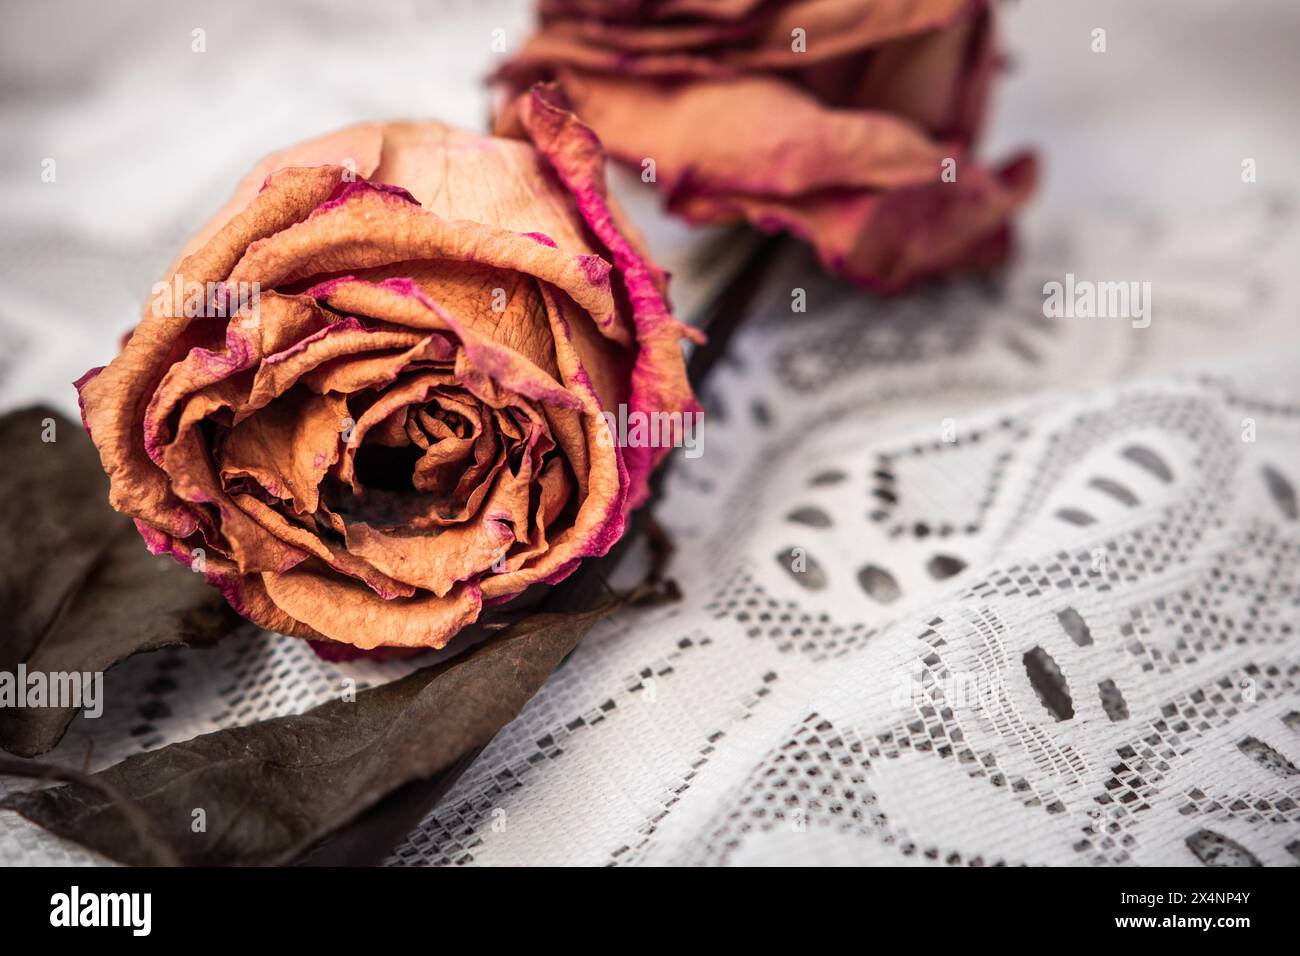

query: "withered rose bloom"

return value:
[498, 0, 1036, 293]
[76, 86, 699, 653]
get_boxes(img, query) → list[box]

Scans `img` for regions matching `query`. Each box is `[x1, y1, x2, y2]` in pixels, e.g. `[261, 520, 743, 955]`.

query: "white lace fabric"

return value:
[2, 0, 1299, 866]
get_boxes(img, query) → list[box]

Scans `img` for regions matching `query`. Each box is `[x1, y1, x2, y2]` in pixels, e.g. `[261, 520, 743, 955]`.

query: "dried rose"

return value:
[498, 0, 1036, 293]
[75, 85, 700, 652]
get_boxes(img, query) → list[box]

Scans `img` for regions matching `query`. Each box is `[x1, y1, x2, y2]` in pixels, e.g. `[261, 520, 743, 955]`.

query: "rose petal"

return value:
[228, 182, 629, 346]
[220, 389, 350, 514]
[507, 83, 702, 509]
[231, 494, 416, 601]
[677, 151, 1037, 292]
[244, 317, 434, 413]
[261, 568, 483, 650]
[537, 73, 943, 199]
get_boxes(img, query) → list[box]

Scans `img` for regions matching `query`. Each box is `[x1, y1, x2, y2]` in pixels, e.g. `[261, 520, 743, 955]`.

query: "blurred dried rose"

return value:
[75, 85, 699, 653]
[498, 0, 1036, 293]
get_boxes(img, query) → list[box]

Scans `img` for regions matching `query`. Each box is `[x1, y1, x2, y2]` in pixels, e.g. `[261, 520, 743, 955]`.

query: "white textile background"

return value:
[2, 0, 1299, 865]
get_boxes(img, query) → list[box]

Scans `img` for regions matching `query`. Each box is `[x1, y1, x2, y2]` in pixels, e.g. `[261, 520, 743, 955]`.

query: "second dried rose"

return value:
[498, 0, 1036, 293]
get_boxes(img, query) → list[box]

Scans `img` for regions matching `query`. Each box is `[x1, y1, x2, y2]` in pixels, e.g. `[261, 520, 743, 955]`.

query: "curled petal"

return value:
[506, 83, 702, 509]
[229, 182, 629, 346]
[262, 568, 483, 650]
[220, 390, 350, 514]
[677, 151, 1037, 293]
